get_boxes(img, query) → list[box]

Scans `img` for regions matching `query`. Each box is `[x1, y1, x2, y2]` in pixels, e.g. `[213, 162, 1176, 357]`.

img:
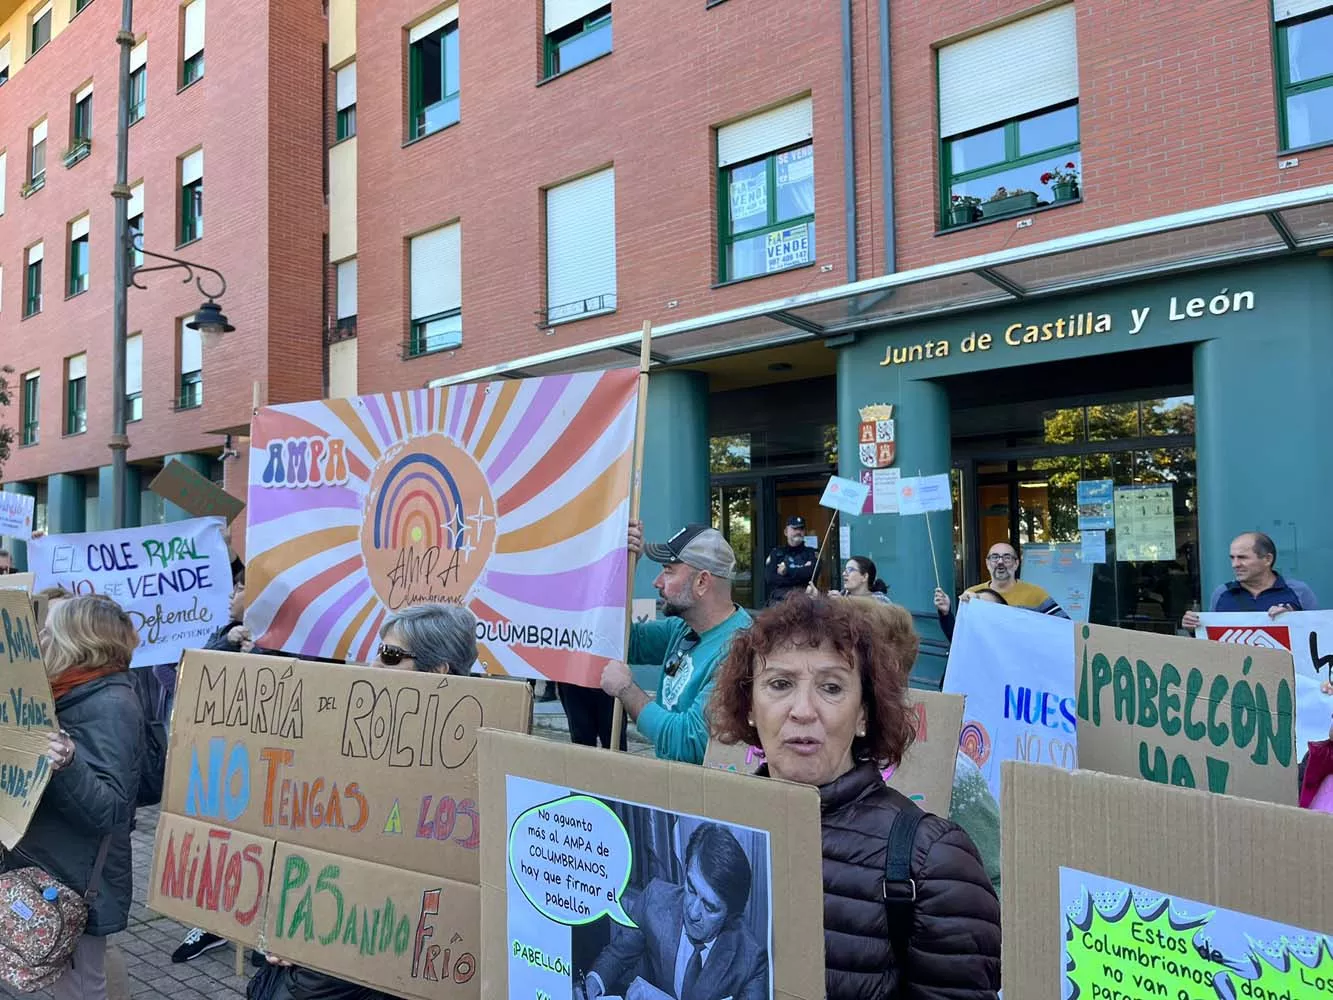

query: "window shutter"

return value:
[71, 215, 90, 241]
[75, 81, 93, 104]
[337, 259, 357, 318]
[126, 334, 143, 395]
[130, 38, 147, 71]
[28, 242, 44, 265]
[128, 181, 144, 218]
[336, 63, 356, 111]
[718, 98, 813, 168]
[938, 5, 1078, 138]
[409, 5, 457, 43]
[183, 0, 205, 59]
[1274, 0, 1333, 19]
[410, 224, 460, 320]
[0, 39, 9, 76]
[180, 322, 202, 373]
[544, 0, 604, 33]
[32, 120, 47, 147]
[68, 354, 87, 381]
[0, 151, 6, 216]
[545, 167, 616, 321]
[181, 149, 203, 185]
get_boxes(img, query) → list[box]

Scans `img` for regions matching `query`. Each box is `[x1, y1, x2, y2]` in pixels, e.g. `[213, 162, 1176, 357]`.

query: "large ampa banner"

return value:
[246, 372, 639, 686]
[30, 517, 231, 668]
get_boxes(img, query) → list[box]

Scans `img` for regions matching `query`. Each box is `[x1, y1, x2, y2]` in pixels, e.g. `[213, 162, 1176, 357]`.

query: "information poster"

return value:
[1112, 484, 1175, 561]
[1060, 868, 1333, 999]
[0, 492, 35, 541]
[871, 468, 901, 514]
[1075, 479, 1114, 530]
[1021, 543, 1093, 621]
[0, 589, 56, 848]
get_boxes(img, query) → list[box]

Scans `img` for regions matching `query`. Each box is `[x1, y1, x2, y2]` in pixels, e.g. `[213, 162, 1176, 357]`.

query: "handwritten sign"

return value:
[149, 460, 245, 524]
[1076, 623, 1297, 803]
[0, 493, 35, 541]
[0, 589, 56, 848]
[29, 518, 231, 668]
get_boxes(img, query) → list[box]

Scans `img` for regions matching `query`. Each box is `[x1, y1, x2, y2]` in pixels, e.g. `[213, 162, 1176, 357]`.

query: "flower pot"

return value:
[950, 204, 976, 226]
[981, 191, 1039, 218]
[1052, 181, 1078, 202]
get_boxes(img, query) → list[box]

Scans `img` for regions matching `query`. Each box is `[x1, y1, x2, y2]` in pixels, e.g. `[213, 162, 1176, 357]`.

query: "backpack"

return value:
[881, 797, 926, 990]
[138, 717, 168, 808]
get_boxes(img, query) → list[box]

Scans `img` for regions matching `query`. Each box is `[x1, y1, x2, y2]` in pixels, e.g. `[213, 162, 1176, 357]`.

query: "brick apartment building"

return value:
[0, 0, 325, 565]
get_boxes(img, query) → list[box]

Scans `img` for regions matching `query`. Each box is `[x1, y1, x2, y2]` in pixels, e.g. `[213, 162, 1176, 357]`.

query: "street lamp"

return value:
[129, 233, 234, 345]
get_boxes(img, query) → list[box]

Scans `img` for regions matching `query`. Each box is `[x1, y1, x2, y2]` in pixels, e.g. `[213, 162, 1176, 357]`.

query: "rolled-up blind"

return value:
[337, 259, 357, 319]
[544, 0, 604, 33]
[181, 149, 203, 185]
[126, 334, 143, 395]
[130, 38, 147, 71]
[410, 224, 460, 320]
[128, 182, 144, 218]
[71, 216, 90, 240]
[409, 5, 457, 43]
[68, 354, 87, 381]
[546, 168, 616, 322]
[1274, 0, 1332, 19]
[0, 39, 10, 77]
[938, 5, 1078, 139]
[336, 63, 356, 110]
[718, 97, 813, 168]
[180, 322, 202, 373]
[183, 0, 205, 58]
[75, 82, 93, 105]
[32, 120, 47, 146]
[27, 242, 44, 265]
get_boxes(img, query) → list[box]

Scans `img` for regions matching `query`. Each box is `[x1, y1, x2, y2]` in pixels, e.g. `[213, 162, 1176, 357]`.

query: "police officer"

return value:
[764, 515, 816, 605]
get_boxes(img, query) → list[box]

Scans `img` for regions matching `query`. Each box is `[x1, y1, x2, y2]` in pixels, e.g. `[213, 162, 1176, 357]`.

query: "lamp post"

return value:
[111, 0, 232, 529]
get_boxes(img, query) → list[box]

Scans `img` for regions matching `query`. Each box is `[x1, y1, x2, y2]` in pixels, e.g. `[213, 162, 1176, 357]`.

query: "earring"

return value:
[856, 727, 865, 737]
[747, 717, 754, 727]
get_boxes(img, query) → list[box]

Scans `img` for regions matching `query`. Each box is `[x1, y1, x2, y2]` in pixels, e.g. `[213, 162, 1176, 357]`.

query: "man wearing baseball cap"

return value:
[600, 520, 752, 764]
[763, 515, 816, 605]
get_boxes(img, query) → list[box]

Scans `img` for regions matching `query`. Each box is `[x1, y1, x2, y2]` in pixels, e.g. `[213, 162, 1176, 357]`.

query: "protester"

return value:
[600, 522, 751, 764]
[711, 592, 1000, 999]
[934, 586, 1008, 641]
[934, 540, 1068, 626]
[1181, 530, 1319, 628]
[558, 681, 626, 751]
[2, 596, 144, 1000]
[810, 555, 891, 603]
[763, 515, 816, 605]
[0, 548, 12, 573]
[374, 603, 478, 673]
[203, 567, 248, 652]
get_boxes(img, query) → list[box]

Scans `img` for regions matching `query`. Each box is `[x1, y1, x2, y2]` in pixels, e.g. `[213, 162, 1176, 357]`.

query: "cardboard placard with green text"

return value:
[1075, 622, 1297, 804]
[704, 690, 965, 816]
[0, 588, 56, 848]
[1002, 762, 1333, 999]
[149, 459, 246, 524]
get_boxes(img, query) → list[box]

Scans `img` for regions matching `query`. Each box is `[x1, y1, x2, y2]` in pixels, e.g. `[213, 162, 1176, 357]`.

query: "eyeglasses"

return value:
[378, 643, 415, 666]
[986, 554, 1018, 565]
[664, 631, 701, 677]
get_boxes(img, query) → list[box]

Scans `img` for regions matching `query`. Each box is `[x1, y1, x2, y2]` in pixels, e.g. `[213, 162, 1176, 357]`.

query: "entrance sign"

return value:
[479, 730, 825, 1000]
[149, 651, 532, 998]
[704, 691, 964, 816]
[943, 600, 1076, 802]
[29, 518, 231, 668]
[0, 492, 35, 541]
[1002, 762, 1333, 999]
[1076, 623, 1297, 804]
[0, 589, 56, 848]
[246, 373, 639, 686]
[818, 475, 869, 515]
[1112, 484, 1175, 561]
[1197, 610, 1333, 757]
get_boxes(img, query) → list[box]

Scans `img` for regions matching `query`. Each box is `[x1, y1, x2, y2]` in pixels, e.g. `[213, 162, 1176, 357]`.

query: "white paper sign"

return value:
[1080, 530, 1106, 564]
[872, 469, 901, 514]
[838, 525, 852, 560]
[30, 517, 232, 668]
[898, 474, 953, 515]
[943, 599, 1078, 801]
[1196, 611, 1333, 755]
[0, 493, 35, 541]
[820, 475, 870, 515]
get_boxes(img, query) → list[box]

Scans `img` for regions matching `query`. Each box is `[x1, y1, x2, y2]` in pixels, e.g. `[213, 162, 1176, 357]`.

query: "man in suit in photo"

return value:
[580, 823, 769, 1000]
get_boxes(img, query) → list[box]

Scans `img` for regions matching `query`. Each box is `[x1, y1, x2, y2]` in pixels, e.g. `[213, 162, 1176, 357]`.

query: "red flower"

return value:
[1040, 172, 1053, 184]
[1066, 161, 1076, 169]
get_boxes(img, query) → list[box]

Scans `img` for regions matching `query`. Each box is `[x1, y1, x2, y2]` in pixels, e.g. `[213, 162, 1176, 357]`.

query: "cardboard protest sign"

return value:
[0, 589, 56, 848]
[0, 573, 34, 591]
[704, 690, 965, 816]
[246, 373, 639, 687]
[1197, 610, 1333, 756]
[149, 459, 246, 524]
[0, 492, 35, 541]
[1002, 762, 1333, 999]
[1076, 623, 1297, 804]
[942, 600, 1077, 801]
[479, 729, 826, 1000]
[29, 518, 232, 668]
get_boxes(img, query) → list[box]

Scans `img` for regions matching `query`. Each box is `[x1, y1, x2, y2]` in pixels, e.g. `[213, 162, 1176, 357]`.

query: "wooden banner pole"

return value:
[812, 510, 839, 591]
[610, 320, 653, 752]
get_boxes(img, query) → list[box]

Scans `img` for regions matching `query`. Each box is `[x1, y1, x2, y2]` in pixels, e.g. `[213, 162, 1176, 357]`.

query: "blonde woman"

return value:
[3, 596, 144, 1000]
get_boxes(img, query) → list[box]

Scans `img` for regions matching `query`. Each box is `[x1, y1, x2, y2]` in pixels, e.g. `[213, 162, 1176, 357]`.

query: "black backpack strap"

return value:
[83, 834, 113, 904]
[882, 799, 926, 976]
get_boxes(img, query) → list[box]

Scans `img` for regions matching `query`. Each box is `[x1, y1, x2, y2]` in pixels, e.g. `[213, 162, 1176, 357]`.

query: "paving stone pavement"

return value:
[1, 697, 653, 999]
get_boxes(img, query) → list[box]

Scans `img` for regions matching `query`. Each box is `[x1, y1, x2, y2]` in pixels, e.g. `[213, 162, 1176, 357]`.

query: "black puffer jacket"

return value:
[810, 761, 1000, 1000]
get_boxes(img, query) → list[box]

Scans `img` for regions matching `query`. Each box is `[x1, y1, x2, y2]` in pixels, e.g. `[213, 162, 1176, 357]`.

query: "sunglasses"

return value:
[664, 631, 701, 677]
[378, 643, 415, 666]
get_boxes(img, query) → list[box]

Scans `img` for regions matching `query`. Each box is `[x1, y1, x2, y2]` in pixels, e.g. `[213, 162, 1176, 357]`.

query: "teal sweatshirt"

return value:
[630, 607, 751, 764]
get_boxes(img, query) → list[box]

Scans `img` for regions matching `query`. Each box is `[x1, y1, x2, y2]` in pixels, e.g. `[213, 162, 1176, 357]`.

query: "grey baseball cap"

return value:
[643, 523, 736, 579]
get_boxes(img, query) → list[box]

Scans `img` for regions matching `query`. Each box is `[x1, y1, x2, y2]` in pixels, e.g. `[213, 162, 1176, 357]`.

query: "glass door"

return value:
[711, 481, 758, 610]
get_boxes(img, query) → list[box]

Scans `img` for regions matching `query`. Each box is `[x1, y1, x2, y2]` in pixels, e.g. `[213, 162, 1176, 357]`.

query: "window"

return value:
[65, 354, 87, 435]
[408, 8, 458, 140]
[74, 0, 95, 13]
[178, 321, 202, 408]
[182, 0, 205, 85]
[128, 181, 144, 266]
[1276, 4, 1333, 150]
[67, 83, 93, 165]
[28, 120, 47, 192]
[938, 5, 1080, 227]
[408, 224, 461, 355]
[180, 149, 203, 244]
[129, 40, 147, 122]
[30, 2, 52, 57]
[68, 216, 90, 296]
[126, 333, 143, 421]
[545, 167, 616, 324]
[21, 371, 39, 446]
[335, 62, 356, 140]
[336, 258, 357, 331]
[24, 242, 43, 317]
[0, 39, 10, 86]
[717, 98, 815, 282]
[544, 1, 611, 77]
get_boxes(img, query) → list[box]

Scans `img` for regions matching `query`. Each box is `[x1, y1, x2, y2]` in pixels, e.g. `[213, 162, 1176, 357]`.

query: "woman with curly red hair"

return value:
[711, 592, 1000, 1000]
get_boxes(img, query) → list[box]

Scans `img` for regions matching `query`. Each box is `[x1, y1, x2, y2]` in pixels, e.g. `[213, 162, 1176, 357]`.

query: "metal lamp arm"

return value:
[127, 232, 228, 299]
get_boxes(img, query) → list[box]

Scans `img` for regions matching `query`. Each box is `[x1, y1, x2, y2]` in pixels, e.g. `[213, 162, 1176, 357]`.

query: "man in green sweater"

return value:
[600, 521, 752, 764]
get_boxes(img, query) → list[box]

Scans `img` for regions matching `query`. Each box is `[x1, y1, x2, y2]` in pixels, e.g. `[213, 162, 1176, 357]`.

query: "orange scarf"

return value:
[50, 664, 126, 701]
